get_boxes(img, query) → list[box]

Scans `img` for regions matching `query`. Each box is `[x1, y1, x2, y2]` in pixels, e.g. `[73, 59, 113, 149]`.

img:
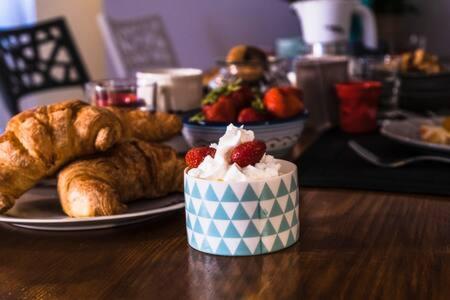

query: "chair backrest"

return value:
[97, 13, 178, 78]
[0, 17, 90, 115]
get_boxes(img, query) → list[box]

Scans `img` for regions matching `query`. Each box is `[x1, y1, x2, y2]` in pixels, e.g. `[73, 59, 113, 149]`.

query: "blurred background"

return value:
[0, 0, 448, 127]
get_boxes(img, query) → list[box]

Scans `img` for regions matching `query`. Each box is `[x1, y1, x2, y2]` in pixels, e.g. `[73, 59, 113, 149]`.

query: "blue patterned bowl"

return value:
[184, 160, 299, 256]
[182, 111, 308, 157]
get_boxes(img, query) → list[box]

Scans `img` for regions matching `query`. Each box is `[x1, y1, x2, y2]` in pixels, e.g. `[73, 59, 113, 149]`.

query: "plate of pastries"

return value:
[381, 116, 450, 153]
[0, 100, 186, 230]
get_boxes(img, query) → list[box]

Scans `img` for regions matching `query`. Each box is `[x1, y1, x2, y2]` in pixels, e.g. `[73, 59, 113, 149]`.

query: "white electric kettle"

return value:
[291, 0, 378, 55]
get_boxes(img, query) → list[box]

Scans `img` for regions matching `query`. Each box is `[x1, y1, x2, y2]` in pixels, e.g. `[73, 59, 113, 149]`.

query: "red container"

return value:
[85, 78, 153, 109]
[335, 81, 382, 133]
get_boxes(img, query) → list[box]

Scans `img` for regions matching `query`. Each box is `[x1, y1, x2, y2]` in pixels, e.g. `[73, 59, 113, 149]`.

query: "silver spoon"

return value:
[348, 140, 450, 168]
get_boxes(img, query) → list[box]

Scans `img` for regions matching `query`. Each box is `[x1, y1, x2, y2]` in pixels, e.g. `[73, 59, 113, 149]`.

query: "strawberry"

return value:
[263, 86, 304, 119]
[237, 107, 268, 123]
[204, 95, 237, 122]
[229, 86, 254, 110]
[230, 140, 266, 167]
[280, 86, 303, 99]
[185, 147, 216, 168]
[202, 104, 212, 115]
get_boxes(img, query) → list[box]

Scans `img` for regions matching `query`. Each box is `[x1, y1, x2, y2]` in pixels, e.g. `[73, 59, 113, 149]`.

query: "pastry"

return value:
[107, 107, 182, 143]
[226, 45, 268, 66]
[420, 125, 450, 145]
[58, 141, 185, 217]
[225, 45, 268, 81]
[420, 117, 450, 145]
[0, 100, 124, 212]
[0, 100, 182, 213]
[401, 49, 442, 74]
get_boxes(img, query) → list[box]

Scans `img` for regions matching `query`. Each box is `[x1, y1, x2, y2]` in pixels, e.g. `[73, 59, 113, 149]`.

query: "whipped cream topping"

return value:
[187, 124, 281, 181]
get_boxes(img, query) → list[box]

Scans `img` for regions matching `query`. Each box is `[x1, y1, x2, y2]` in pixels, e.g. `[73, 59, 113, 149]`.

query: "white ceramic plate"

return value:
[0, 187, 184, 231]
[381, 117, 450, 153]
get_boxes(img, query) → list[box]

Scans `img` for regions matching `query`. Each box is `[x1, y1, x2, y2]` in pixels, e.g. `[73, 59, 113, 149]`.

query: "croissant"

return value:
[0, 100, 182, 213]
[0, 100, 124, 212]
[107, 107, 182, 143]
[57, 141, 185, 217]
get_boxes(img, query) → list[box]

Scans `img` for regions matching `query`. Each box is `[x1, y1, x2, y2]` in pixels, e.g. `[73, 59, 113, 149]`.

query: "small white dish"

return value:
[381, 117, 450, 154]
[0, 187, 184, 231]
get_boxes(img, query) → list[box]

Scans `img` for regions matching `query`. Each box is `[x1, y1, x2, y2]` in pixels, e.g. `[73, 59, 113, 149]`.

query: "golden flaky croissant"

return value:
[58, 141, 185, 217]
[107, 107, 182, 143]
[0, 100, 182, 213]
[0, 100, 124, 212]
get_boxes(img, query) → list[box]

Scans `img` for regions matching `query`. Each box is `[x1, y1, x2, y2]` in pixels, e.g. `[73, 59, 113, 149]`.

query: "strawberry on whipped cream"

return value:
[186, 124, 281, 181]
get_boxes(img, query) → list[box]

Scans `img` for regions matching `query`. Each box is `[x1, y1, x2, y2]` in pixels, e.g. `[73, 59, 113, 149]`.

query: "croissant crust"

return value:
[58, 141, 185, 217]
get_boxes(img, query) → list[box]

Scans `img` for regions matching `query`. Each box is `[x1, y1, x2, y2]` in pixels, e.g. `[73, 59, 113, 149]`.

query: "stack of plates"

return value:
[399, 72, 450, 111]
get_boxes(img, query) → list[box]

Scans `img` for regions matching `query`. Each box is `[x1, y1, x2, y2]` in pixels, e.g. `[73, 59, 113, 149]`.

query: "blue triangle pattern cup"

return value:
[184, 160, 299, 256]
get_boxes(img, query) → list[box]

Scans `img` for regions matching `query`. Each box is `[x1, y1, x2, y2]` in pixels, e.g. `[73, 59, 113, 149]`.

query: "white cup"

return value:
[136, 68, 203, 113]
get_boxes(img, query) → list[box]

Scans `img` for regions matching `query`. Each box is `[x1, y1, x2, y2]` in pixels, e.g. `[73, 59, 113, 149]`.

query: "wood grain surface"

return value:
[0, 132, 449, 299]
[0, 188, 449, 299]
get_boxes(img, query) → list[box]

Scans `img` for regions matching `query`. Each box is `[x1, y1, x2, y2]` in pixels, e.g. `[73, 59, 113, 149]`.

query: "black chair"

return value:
[0, 17, 90, 115]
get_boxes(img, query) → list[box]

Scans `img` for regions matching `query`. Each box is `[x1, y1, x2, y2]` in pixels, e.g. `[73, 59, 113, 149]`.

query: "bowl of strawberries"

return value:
[182, 80, 307, 158]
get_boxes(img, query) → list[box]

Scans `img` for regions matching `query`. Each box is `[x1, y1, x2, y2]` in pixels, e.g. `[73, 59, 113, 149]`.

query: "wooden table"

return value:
[1, 136, 449, 299]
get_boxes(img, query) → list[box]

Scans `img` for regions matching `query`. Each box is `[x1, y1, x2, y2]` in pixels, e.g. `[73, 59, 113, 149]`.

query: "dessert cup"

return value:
[184, 160, 299, 256]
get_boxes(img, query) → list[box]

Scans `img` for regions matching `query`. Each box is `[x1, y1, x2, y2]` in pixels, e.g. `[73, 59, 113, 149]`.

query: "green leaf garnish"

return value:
[189, 112, 205, 123]
[201, 79, 243, 106]
[251, 96, 265, 112]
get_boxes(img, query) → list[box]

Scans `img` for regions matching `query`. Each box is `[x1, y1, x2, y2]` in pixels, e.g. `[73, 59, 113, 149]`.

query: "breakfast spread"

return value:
[0, 100, 183, 216]
[420, 117, 450, 145]
[186, 124, 281, 181]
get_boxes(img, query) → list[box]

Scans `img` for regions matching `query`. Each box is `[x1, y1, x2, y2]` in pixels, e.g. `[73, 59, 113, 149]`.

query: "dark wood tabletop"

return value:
[1, 135, 450, 299]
